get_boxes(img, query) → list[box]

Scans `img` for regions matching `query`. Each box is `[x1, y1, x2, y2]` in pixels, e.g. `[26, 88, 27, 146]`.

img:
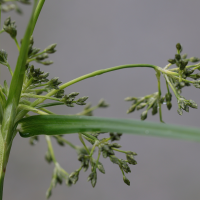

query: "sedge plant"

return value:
[1, 0, 200, 199]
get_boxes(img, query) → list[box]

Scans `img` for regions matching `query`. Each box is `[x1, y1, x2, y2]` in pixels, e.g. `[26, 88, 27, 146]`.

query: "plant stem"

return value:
[76, 105, 99, 115]
[165, 75, 179, 99]
[45, 135, 56, 164]
[16, 64, 158, 120]
[78, 133, 90, 154]
[0, 134, 12, 200]
[22, 78, 33, 92]
[6, 63, 13, 76]
[21, 93, 61, 102]
[156, 70, 164, 123]
[32, 0, 45, 33]
[14, 37, 20, 51]
[36, 64, 158, 104]
[54, 135, 77, 149]
[39, 107, 55, 115]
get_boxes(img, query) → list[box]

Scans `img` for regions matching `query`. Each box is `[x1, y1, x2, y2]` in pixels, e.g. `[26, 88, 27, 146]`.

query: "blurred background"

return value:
[1, 0, 200, 199]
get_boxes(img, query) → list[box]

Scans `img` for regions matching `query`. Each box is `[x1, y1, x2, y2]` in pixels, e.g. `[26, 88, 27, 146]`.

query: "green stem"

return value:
[0, 134, 12, 200]
[39, 107, 55, 115]
[54, 135, 77, 150]
[21, 93, 61, 102]
[32, 0, 46, 33]
[112, 148, 127, 154]
[18, 104, 48, 115]
[26, 58, 36, 63]
[45, 135, 56, 164]
[0, 30, 4, 34]
[77, 105, 99, 115]
[156, 71, 164, 123]
[165, 75, 179, 99]
[89, 141, 99, 157]
[28, 50, 46, 59]
[165, 78, 171, 94]
[36, 64, 158, 104]
[29, 82, 49, 89]
[14, 37, 20, 51]
[16, 64, 158, 120]
[164, 63, 172, 70]
[79, 133, 90, 154]
[169, 63, 200, 71]
[22, 78, 33, 92]
[5, 63, 13, 76]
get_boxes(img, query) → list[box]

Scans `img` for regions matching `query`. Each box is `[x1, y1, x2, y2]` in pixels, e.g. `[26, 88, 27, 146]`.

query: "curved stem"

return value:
[35, 64, 158, 104]
[15, 64, 158, 120]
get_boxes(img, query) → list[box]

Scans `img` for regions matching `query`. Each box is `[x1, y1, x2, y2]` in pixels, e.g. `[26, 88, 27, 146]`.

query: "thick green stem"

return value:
[32, 0, 45, 33]
[0, 134, 12, 200]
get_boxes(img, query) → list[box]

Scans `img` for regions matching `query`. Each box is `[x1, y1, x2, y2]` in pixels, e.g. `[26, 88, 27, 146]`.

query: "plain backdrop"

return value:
[1, 0, 200, 200]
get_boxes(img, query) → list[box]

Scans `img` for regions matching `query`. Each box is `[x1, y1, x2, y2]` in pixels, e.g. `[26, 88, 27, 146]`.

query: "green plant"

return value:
[0, 0, 200, 199]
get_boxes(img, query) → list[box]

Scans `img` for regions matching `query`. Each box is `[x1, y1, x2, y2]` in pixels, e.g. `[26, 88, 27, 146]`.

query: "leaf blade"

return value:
[17, 115, 200, 142]
[1, 1, 38, 140]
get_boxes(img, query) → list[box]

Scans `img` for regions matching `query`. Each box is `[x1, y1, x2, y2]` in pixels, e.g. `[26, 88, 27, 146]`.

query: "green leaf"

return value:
[1, 0, 38, 140]
[17, 115, 200, 142]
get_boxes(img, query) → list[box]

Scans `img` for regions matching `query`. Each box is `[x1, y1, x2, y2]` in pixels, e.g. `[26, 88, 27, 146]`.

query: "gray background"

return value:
[1, 0, 200, 199]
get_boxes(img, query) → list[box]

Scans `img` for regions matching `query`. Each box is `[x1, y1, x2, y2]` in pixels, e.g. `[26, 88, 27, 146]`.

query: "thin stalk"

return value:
[18, 104, 48, 115]
[28, 50, 46, 59]
[21, 93, 61, 102]
[5, 63, 13, 76]
[165, 75, 179, 99]
[78, 133, 90, 154]
[35, 64, 158, 105]
[112, 148, 128, 154]
[29, 82, 49, 89]
[76, 105, 99, 115]
[36, 102, 64, 109]
[0, 30, 4, 34]
[26, 58, 36, 63]
[22, 78, 33, 92]
[39, 107, 55, 115]
[156, 70, 164, 123]
[94, 148, 101, 171]
[169, 63, 200, 71]
[146, 96, 158, 112]
[16, 64, 159, 120]
[54, 135, 77, 150]
[89, 141, 99, 157]
[45, 135, 56, 164]
[164, 63, 172, 70]
[165, 77, 171, 94]
[14, 37, 20, 51]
